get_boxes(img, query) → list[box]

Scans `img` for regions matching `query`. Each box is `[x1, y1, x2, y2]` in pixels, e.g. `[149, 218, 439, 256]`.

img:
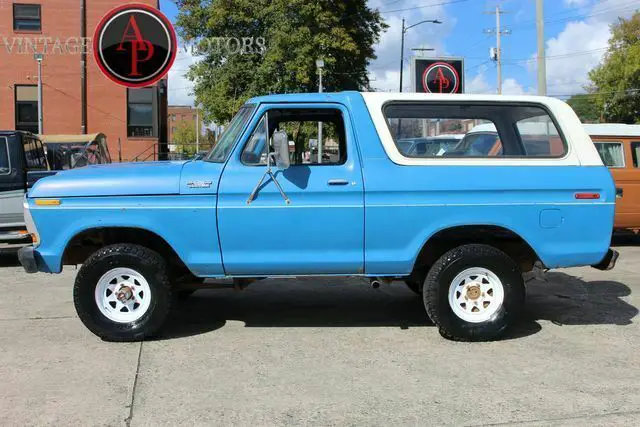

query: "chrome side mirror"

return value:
[272, 130, 290, 170]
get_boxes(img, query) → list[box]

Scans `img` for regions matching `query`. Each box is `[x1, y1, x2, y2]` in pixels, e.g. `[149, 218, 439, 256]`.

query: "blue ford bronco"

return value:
[18, 92, 618, 342]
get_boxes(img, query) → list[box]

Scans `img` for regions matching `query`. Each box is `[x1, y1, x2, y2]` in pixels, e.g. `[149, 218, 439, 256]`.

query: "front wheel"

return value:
[423, 244, 525, 342]
[73, 244, 172, 342]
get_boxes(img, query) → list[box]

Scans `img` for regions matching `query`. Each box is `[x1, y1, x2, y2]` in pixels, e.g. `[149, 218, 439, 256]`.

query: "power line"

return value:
[549, 88, 640, 98]
[379, 0, 470, 14]
[42, 83, 126, 124]
[503, 46, 608, 63]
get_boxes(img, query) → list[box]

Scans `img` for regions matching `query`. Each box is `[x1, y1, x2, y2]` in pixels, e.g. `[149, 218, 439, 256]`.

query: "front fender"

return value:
[29, 195, 223, 276]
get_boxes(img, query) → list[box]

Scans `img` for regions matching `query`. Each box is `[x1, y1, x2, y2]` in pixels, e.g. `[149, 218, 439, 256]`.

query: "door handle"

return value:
[327, 179, 349, 186]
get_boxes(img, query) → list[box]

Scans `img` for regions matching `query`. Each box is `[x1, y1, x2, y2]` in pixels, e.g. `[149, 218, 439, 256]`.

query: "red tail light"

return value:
[575, 193, 600, 200]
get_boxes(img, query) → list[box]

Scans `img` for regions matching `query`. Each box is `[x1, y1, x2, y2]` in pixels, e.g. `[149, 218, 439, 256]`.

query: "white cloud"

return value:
[538, 0, 637, 95]
[502, 78, 533, 95]
[367, 0, 454, 92]
[168, 46, 200, 106]
[564, 0, 590, 7]
[465, 70, 533, 95]
[466, 65, 492, 94]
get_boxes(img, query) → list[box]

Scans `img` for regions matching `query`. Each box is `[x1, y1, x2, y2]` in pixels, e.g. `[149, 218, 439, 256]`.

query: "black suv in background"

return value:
[0, 131, 53, 246]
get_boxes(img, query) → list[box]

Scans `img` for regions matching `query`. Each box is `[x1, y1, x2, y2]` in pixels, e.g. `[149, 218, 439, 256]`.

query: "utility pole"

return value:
[484, 5, 510, 94]
[34, 53, 44, 134]
[399, 18, 405, 92]
[316, 59, 324, 163]
[195, 108, 200, 152]
[536, 0, 547, 96]
[80, 0, 87, 134]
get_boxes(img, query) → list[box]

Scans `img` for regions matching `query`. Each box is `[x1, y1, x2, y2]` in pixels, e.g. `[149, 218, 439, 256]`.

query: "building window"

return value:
[127, 88, 157, 137]
[171, 114, 176, 121]
[14, 4, 41, 31]
[15, 85, 39, 133]
[171, 127, 176, 133]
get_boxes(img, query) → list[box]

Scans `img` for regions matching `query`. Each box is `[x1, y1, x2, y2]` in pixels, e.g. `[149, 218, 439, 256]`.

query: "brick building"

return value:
[0, 0, 168, 162]
[168, 105, 202, 144]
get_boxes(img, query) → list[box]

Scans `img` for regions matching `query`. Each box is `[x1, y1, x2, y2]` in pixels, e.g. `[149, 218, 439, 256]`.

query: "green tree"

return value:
[566, 94, 601, 123]
[176, 0, 387, 123]
[588, 12, 640, 124]
[173, 121, 197, 155]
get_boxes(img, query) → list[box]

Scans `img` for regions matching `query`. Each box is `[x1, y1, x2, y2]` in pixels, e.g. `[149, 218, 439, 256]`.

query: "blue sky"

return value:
[159, 0, 638, 105]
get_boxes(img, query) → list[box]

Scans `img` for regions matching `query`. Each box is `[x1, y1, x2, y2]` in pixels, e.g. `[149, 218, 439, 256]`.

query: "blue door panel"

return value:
[217, 103, 365, 275]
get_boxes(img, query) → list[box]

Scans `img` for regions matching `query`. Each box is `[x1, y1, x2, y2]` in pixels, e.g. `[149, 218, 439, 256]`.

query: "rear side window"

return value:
[0, 138, 9, 174]
[23, 136, 47, 170]
[594, 142, 625, 168]
[383, 103, 566, 158]
[632, 142, 640, 168]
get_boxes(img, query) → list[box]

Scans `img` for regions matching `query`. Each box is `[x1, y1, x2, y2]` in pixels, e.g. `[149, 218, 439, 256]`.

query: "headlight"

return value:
[23, 198, 40, 246]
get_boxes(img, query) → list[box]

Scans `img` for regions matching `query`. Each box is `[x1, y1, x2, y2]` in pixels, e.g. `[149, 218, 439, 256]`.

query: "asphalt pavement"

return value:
[0, 243, 639, 426]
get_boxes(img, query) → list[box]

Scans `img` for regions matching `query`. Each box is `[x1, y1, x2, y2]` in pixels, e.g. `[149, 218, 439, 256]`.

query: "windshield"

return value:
[206, 104, 256, 163]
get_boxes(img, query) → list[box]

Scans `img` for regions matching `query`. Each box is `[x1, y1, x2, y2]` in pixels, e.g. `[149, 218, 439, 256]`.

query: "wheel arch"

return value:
[62, 226, 192, 276]
[410, 224, 541, 281]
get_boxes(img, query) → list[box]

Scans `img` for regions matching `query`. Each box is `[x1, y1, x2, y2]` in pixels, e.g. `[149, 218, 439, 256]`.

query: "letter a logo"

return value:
[94, 4, 176, 87]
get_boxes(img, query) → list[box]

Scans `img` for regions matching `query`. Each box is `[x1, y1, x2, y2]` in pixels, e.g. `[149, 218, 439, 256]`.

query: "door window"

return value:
[242, 108, 346, 166]
[594, 142, 625, 168]
[0, 138, 9, 174]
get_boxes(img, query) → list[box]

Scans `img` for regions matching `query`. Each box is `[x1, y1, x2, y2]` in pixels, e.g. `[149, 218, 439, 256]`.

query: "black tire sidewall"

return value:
[425, 245, 524, 341]
[74, 245, 170, 340]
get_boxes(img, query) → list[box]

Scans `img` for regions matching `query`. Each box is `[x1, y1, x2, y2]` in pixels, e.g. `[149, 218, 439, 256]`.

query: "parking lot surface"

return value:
[0, 244, 639, 426]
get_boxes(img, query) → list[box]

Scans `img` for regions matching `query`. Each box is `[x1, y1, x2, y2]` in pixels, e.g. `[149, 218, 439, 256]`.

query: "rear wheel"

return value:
[423, 244, 524, 341]
[73, 244, 172, 342]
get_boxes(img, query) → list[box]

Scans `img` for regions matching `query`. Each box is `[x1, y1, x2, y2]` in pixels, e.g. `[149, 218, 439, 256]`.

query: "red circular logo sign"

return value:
[93, 4, 177, 88]
[422, 62, 460, 94]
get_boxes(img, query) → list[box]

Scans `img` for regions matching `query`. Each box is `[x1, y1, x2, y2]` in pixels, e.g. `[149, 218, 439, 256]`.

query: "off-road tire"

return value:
[423, 244, 525, 342]
[73, 244, 172, 342]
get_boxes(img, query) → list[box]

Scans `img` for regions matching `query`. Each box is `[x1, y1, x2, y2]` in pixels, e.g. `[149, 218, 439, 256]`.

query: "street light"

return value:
[399, 19, 442, 92]
[316, 59, 324, 163]
[33, 53, 44, 134]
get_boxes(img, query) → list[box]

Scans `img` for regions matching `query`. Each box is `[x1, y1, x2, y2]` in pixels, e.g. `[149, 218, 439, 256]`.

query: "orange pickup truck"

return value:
[584, 124, 640, 233]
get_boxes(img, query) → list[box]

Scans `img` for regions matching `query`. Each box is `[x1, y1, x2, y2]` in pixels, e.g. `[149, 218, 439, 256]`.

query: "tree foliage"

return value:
[566, 94, 601, 123]
[588, 12, 640, 124]
[173, 120, 197, 155]
[176, 0, 387, 123]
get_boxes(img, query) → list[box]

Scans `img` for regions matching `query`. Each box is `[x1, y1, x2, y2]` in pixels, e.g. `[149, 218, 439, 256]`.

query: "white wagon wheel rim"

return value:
[448, 267, 505, 323]
[94, 268, 152, 323]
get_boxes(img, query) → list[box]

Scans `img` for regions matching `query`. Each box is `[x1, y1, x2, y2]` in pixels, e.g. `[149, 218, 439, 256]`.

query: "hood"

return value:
[29, 161, 188, 198]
